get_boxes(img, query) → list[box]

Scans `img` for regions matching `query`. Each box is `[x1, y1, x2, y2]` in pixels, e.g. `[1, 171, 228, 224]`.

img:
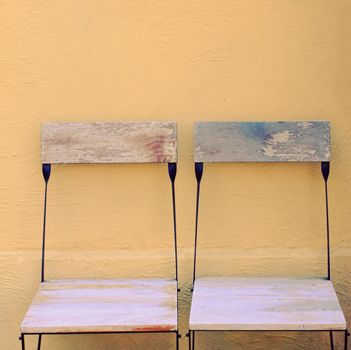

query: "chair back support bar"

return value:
[194, 121, 330, 163]
[42, 121, 177, 164]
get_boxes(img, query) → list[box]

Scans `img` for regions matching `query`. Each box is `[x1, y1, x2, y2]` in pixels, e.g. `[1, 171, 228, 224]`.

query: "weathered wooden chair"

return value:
[20, 121, 180, 349]
[188, 121, 348, 349]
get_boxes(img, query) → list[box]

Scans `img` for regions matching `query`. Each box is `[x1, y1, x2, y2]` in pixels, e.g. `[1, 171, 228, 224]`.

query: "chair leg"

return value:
[176, 332, 179, 350]
[37, 334, 42, 350]
[187, 332, 191, 350]
[192, 331, 195, 350]
[20, 334, 25, 350]
[329, 331, 334, 350]
[345, 330, 349, 350]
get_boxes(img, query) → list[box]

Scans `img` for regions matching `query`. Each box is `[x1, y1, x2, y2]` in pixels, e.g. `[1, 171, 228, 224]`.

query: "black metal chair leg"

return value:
[37, 334, 42, 350]
[176, 332, 179, 350]
[188, 332, 191, 350]
[20, 334, 25, 350]
[192, 331, 195, 350]
[329, 331, 334, 350]
[345, 330, 349, 350]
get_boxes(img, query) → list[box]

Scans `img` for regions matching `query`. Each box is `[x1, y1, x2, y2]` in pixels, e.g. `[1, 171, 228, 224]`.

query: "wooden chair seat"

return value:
[21, 278, 178, 334]
[189, 277, 346, 331]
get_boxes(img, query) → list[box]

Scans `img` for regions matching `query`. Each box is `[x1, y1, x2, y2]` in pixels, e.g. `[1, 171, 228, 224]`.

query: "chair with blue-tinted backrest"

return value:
[188, 121, 348, 349]
[20, 121, 180, 350]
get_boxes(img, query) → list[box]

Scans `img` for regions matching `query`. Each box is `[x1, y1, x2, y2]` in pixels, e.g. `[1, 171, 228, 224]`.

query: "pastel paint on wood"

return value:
[194, 121, 330, 162]
[21, 278, 178, 333]
[41, 121, 177, 164]
[189, 277, 346, 331]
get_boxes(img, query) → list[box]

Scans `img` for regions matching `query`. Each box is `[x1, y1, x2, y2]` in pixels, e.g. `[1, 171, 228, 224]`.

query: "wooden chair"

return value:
[20, 121, 180, 349]
[188, 121, 348, 349]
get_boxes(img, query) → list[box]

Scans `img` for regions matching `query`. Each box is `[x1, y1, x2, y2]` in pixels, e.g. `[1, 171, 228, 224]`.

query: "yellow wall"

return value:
[1, 1, 351, 349]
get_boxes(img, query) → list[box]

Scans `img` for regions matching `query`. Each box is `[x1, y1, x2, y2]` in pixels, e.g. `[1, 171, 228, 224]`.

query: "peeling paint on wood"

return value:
[42, 122, 178, 164]
[194, 121, 330, 162]
[21, 278, 178, 333]
[190, 277, 346, 331]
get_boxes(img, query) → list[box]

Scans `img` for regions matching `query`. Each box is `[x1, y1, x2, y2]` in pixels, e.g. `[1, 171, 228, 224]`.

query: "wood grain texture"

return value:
[194, 121, 330, 162]
[21, 278, 178, 333]
[42, 122, 177, 164]
[189, 277, 346, 331]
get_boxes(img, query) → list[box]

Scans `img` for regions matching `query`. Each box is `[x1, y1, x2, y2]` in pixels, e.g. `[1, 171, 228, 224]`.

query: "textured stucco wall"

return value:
[1, 1, 351, 349]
